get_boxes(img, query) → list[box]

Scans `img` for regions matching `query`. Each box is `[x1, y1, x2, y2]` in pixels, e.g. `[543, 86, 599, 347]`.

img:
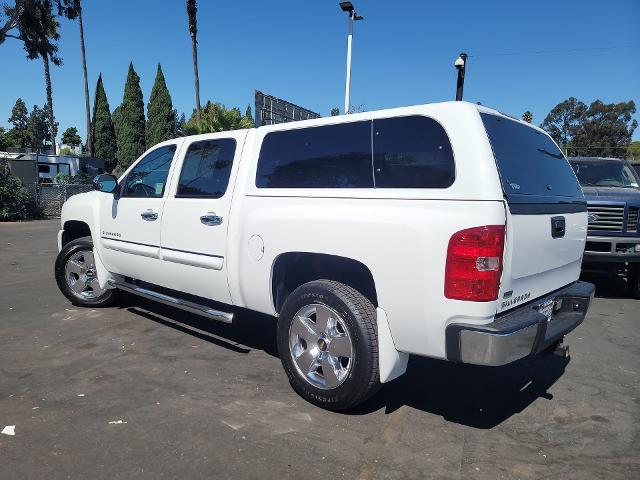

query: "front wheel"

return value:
[55, 236, 117, 307]
[277, 280, 380, 411]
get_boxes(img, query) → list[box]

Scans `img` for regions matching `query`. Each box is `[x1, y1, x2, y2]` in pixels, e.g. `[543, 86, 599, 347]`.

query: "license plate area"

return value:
[537, 299, 554, 322]
[538, 298, 566, 340]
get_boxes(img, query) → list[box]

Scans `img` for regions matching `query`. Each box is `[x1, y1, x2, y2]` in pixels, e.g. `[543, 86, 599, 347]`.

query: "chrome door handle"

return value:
[200, 212, 223, 226]
[141, 210, 158, 221]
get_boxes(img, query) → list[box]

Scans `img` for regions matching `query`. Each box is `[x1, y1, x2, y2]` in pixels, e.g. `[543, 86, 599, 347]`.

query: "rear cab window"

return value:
[255, 115, 455, 189]
[480, 113, 584, 211]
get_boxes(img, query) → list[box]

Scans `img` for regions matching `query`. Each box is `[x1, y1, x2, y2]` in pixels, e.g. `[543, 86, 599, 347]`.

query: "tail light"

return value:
[444, 225, 505, 301]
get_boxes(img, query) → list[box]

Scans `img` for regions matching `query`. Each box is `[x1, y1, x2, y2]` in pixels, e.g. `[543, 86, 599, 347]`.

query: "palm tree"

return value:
[186, 102, 253, 134]
[77, 2, 91, 156]
[20, 1, 62, 154]
[522, 111, 533, 124]
[186, 0, 201, 129]
[59, 1, 91, 156]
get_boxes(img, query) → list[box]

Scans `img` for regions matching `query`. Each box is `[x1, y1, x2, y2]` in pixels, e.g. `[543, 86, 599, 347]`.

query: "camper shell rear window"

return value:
[480, 113, 584, 209]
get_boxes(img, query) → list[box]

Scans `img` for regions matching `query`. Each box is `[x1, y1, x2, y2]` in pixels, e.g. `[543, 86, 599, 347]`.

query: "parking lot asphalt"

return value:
[0, 219, 638, 479]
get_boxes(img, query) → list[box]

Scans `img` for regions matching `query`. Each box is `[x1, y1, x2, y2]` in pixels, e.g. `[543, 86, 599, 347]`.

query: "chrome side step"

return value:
[109, 279, 233, 324]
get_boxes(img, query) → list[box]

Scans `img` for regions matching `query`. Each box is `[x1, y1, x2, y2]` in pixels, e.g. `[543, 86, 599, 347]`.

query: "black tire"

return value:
[277, 280, 380, 411]
[628, 264, 640, 300]
[55, 236, 117, 307]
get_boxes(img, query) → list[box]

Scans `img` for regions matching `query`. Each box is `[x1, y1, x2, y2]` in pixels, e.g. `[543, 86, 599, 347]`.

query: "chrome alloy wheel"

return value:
[288, 304, 354, 390]
[64, 250, 106, 299]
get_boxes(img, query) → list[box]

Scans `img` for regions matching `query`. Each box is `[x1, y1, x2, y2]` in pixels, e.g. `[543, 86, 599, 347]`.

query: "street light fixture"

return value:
[339, 2, 364, 114]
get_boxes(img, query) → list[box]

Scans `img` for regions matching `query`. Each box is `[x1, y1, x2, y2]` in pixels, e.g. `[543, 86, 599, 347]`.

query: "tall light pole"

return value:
[454, 52, 468, 101]
[339, 2, 363, 114]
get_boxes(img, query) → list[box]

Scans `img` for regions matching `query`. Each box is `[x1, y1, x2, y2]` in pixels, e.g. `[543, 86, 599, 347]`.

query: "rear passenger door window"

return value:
[372, 116, 455, 188]
[256, 121, 373, 188]
[176, 139, 236, 198]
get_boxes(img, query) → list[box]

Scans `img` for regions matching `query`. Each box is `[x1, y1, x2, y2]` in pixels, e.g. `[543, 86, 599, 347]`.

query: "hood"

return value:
[581, 186, 640, 203]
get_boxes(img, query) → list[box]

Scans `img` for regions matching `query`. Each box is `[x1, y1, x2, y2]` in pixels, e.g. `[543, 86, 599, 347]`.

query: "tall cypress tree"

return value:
[116, 62, 145, 170]
[146, 64, 177, 148]
[91, 74, 117, 172]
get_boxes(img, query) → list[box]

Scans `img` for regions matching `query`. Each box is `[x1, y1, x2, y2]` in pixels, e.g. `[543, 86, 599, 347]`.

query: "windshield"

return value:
[569, 161, 640, 188]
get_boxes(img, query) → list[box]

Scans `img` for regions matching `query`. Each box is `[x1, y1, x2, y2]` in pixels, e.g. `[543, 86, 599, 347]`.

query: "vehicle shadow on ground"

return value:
[580, 272, 631, 299]
[355, 354, 569, 428]
[121, 294, 569, 429]
[122, 295, 280, 356]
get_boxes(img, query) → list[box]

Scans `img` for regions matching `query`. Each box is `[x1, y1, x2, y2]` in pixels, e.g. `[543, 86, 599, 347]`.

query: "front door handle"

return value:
[141, 210, 158, 221]
[200, 212, 223, 226]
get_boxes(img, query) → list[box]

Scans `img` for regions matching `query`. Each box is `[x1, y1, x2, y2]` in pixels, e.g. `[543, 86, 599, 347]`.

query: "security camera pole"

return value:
[454, 53, 468, 101]
[339, 2, 364, 114]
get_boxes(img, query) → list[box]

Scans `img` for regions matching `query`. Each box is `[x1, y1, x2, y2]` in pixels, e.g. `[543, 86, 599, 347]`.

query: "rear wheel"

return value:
[55, 236, 117, 307]
[277, 280, 380, 411]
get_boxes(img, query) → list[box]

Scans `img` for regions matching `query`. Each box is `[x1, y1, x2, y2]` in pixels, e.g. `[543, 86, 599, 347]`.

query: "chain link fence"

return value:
[27, 183, 94, 218]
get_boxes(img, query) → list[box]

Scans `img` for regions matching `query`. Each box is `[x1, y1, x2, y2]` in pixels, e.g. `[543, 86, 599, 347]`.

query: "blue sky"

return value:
[1, 0, 639, 142]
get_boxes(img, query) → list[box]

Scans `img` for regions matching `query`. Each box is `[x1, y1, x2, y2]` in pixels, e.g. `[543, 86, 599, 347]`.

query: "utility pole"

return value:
[454, 53, 468, 101]
[339, 2, 363, 114]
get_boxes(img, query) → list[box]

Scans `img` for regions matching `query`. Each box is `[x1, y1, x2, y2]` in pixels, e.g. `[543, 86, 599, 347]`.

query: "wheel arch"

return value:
[61, 220, 92, 247]
[271, 252, 378, 314]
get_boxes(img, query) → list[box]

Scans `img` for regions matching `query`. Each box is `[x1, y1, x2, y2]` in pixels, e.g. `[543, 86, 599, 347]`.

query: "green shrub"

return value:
[0, 160, 38, 221]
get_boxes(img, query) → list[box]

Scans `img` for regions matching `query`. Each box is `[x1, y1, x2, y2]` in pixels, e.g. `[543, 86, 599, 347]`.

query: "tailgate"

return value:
[480, 113, 587, 313]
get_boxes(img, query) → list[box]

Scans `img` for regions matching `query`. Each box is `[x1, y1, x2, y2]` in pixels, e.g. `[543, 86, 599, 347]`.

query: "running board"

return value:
[108, 280, 233, 324]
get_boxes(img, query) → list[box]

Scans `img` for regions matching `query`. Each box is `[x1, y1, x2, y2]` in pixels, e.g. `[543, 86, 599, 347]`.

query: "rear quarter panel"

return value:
[227, 103, 508, 358]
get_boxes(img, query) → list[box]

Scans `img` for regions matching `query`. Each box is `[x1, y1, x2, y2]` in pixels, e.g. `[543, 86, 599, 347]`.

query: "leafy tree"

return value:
[627, 141, 640, 162]
[186, 102, 253, 134]
[244, 104, 254, 127]
[91, 74, 117, 171]
[146, 63, 177, 148]
[522, 111, 533, 123]
[541, 97, 587, 153]
[112, 104, 122, 139]
[7, 98, 30, 148]
[61, 126, 81, 146]
[59, 146, 72, 155]
[0, 127, 9, 150]
[14, 0, 62, 153]
[1, 0, 74, 45]
[176, 112, 187, 136]
[542, 98, 637, 157]
[330, 107, 340, 116]
[572, 100, 637, 158]
[115, 62, 146, 170]
[0, 160, 37, 221]
[186, 0, 201, 128]
[28, 104, 50, 151]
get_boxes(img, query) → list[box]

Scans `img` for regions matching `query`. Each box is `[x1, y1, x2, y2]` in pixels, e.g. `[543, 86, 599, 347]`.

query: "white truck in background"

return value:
[54, 101, 594, 410]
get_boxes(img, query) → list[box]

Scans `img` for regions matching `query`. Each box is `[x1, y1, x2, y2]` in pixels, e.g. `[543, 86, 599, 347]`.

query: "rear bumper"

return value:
[446, 281, 595, 366]
[583, 235, 640, 262]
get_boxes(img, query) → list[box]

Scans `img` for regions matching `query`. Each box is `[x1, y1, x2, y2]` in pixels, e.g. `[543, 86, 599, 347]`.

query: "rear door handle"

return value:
[141, 210, 158, 221]
[200, 212, 223, 226]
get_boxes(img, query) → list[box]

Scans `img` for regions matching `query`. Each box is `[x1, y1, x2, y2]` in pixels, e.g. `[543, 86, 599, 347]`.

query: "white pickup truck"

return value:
[55, 101, 595, 410]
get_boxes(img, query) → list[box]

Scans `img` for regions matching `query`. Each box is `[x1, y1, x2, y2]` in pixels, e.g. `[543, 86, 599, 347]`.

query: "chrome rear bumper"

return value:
[445, 281, 595, 366]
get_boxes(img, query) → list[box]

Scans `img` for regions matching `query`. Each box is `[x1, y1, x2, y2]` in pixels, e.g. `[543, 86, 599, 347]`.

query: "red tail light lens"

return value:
[444, 225, 505, 301]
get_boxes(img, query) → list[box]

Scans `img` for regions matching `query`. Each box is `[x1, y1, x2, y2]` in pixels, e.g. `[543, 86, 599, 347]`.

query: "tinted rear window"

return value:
[373, 116, 454, 188]
[256, 116, 455, 189]
[177, 139, 236, 198]
[256, 121, 373, 188]
[481, 113, 581, 199]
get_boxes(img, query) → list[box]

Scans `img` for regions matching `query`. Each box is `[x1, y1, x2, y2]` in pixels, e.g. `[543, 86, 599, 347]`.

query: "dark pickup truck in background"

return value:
[568, 157, 640, 298]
